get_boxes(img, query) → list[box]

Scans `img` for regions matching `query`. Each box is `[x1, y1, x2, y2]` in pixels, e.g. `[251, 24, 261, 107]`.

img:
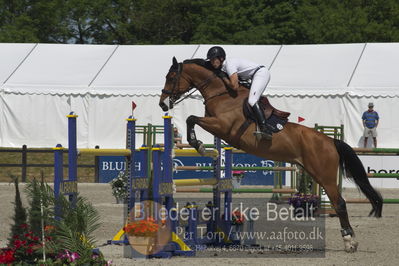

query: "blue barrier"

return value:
[98, 153, 284, 185]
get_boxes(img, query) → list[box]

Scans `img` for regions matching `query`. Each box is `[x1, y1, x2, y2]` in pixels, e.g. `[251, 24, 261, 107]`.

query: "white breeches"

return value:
[248, 68, 270, 106]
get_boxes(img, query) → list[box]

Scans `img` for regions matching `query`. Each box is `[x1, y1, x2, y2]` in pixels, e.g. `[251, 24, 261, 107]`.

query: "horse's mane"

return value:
[183, 58, 249, 90]
[183, 58, 214, 72]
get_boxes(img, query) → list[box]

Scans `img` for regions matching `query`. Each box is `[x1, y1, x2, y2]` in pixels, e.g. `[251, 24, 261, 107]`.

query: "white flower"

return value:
[110, 171, 129, 199]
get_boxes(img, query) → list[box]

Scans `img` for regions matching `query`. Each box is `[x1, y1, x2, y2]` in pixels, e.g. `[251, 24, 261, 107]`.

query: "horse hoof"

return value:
[343, 235, 358, 253]
[197, 142, 206, 156]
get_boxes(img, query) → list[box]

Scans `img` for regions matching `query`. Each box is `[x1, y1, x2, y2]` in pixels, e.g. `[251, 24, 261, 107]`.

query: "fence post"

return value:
[54, 144, 64, 220]
[67, 112, 78, 206]
[94, 145, 100, 183]
[22, 145, 27, 182]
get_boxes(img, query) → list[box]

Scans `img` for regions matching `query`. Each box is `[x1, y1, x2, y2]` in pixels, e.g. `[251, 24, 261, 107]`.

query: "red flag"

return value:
[132, 101, 137, 111]
[298, 116, 305, 123]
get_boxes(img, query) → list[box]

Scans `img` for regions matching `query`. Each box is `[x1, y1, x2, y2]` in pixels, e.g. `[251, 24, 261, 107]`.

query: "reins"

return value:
[167, 62, 230, 107]
[173, 88, 198, 105]
[203, 91, 229, 105]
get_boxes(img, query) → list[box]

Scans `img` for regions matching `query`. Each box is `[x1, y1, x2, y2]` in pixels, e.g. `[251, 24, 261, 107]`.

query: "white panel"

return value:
[91, 45, 200, 95]
[1, 93, 69, 147]
[342, 96, 399, 148]
[0, 91, 4, 146]
[271, 95, 399, 148]
[194, 44, 281, 68]
[269, 95, 344, 130]
[0, 93, 88, 148]
[268, 43, 364, 95]
[4, 44, 116, 93]
[350, 43, 399, 91]
[85, 95, 212, 149]
[0, 43, 398, 96]
[87, 95, 165, 149]
[0, 43, 36, 84]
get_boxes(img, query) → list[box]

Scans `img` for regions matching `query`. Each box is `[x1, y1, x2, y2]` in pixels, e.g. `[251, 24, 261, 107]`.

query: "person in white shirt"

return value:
[206, 46, 272, 140]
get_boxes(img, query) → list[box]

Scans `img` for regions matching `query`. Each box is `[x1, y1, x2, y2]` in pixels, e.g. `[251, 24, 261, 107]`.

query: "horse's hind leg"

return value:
[322, 182, 358, 253]
[302, 139, 359, 253]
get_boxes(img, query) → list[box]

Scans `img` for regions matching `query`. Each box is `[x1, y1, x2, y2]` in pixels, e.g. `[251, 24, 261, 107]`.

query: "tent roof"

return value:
[1, 43, 398, 96]
[348, 43, 399, 96]
[267, 43, 365, 95]
[91, 45, 199, 95]
[0, 43, 36, 84]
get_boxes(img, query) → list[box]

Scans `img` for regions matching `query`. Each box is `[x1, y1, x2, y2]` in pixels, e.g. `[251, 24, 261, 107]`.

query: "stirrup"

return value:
[253, 125, 272, 140]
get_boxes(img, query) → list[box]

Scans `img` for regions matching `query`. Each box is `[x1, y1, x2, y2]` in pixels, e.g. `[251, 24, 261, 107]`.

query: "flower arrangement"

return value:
[288, 193, 320, 208]
[232, 170, 245, 188]
[288, 193, 320, 217]
[124, 217, 159, 237]
[110, 171, 129, 201]
[57, 250, 80, 263]
[4, 177, 112, 265]
[55, 249, 111, 265]
[231, 210, 245, 225]
[3, 223, 46, 264]
[0, 248, 15, 264]
[232, 170, 245, 179]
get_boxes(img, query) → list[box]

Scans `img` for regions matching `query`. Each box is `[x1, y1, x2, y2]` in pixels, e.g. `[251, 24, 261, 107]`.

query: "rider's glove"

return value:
[215, 70, 228, 79]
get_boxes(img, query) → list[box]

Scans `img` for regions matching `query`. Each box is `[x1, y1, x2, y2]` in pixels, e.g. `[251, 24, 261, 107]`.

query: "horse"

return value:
[159, 57, 383, 253]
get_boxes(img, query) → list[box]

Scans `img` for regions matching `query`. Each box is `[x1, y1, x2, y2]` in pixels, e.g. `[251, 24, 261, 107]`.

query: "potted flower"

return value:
[110, 171, 128, 203]
[288, 193, 320, 217]
[124, 217, 159, 255]
[230, 210, 245, 241]
[232, 210, 245, 226]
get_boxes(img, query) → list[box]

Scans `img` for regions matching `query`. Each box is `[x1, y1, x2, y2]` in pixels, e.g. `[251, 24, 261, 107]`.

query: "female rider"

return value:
[206, 46, 272, 140]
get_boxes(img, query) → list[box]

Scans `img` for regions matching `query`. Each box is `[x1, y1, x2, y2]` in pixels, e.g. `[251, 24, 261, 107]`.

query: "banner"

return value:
[232, 153, 283, 185]
[343, 155, 399, 188]
[97, 153, 285, 186]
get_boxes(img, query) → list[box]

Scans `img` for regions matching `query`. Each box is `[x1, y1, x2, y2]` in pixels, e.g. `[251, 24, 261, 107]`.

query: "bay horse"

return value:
[159, 57, 382, 253]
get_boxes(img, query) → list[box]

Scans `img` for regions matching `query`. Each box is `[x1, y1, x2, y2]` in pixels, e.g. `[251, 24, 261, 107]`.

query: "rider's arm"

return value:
[221, 73, 239, 91]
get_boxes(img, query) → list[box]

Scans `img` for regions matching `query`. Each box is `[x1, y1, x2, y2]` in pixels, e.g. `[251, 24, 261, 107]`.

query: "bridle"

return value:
[161, 63, 192, 107]
[162, 61, 227, 107]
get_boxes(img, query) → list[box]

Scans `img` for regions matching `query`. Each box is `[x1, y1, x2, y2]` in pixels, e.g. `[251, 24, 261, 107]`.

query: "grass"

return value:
[0, 147, 96, 183]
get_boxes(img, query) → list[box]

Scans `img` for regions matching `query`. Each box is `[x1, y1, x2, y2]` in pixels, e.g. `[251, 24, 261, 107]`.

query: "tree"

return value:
[64, 0, 97, 44]
[90, 0, 136, 44]
[0, 0, 39, 42]
[364, 0, 399, 42]
[0, 0, 398, 44]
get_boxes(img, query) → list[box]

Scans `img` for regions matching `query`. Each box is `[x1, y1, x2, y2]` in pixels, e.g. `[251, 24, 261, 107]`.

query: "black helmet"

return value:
[207, 46, 226, 60]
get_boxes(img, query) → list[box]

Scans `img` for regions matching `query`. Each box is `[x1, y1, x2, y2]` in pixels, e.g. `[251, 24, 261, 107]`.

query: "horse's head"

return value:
[159, 57, 192, 111]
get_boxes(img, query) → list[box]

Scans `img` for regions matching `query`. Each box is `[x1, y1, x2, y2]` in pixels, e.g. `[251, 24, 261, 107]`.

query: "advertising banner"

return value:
[97, 153, 284, 185]
[343, 156, 399, 188]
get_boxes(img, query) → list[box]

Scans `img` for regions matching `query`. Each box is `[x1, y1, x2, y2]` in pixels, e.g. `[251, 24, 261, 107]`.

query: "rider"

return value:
[206, 46, 272, 140]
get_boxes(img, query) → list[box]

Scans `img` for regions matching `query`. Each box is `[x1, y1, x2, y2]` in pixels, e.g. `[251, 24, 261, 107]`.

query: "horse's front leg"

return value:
[186, 115, 224, 155]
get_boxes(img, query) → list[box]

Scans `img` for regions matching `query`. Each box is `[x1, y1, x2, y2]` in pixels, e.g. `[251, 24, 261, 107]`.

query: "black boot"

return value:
[252, 102, 272, 140]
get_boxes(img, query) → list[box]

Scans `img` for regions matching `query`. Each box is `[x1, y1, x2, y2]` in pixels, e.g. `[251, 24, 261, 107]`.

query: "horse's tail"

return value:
[334, 139, 383, 217]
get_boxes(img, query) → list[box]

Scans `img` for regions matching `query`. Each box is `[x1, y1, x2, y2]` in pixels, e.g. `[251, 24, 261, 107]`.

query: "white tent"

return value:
[0, 43, 399, 149]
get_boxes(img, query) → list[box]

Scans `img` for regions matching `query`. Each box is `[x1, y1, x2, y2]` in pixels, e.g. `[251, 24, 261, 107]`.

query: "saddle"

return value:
[244, 97, 290, 128]
[232, 97, 290, 147]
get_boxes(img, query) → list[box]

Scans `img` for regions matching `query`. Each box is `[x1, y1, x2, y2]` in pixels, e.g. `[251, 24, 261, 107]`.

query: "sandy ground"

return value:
[1, 183, 399, 265]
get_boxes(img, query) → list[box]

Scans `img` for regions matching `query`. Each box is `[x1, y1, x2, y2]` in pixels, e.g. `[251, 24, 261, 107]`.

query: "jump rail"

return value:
[176, 188, 297, 193]
[344, 198, 399, 204]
